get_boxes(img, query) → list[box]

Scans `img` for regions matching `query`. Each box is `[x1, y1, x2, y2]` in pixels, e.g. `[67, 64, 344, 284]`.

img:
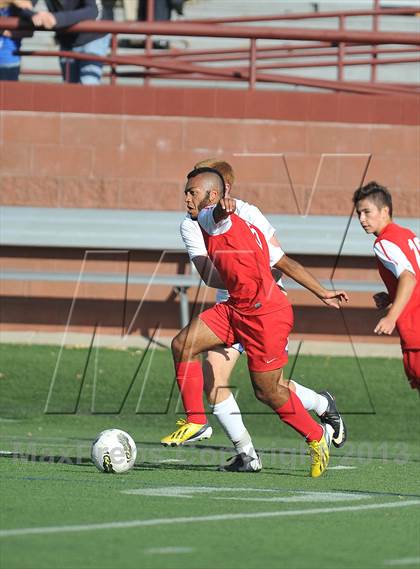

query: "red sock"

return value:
[275, 390, 323, 442]
[175, 361, 207, 425]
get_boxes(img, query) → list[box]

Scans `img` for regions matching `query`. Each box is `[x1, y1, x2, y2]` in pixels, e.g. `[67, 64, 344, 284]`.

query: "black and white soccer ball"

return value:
[91, 429, 137, 473]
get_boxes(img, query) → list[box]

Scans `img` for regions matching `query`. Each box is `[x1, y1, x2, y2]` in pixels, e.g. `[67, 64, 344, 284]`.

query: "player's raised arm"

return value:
[274, 254, 349, 309]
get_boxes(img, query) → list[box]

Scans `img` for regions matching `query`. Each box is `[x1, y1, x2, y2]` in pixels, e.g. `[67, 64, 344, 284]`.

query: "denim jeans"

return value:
[0, 65, 20, 81]
[60, 34, 110, 85]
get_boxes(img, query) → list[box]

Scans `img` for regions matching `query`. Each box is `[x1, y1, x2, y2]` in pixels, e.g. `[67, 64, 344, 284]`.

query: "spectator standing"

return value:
[138, 0, 185, 21]
[120, 0, 186, 49]
[0, 0, 33, 81]
[102, 0, 115, 21]
[28, 0, 110, 85]
[139, 0, 185, 48]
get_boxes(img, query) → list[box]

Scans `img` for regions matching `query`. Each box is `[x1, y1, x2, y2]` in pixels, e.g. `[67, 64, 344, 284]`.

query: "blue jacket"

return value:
[0, 6, 21, 67]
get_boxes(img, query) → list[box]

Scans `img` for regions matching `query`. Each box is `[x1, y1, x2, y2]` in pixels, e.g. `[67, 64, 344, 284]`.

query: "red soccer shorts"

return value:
[402, 349, 420, 391]
[199, 301, 294, 372]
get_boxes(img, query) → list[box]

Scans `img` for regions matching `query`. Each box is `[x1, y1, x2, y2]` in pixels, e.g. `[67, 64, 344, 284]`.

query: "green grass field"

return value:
[1, 343, 419, 569]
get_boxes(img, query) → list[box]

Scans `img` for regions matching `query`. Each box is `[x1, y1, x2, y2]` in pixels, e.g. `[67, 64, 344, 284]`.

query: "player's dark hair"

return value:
[187, 167, 226, 197]
[352, 181, 393, 217]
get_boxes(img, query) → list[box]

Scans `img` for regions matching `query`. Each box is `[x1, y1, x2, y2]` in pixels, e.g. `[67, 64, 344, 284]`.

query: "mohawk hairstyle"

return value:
[187, 166, 226, 197]
[194, 159, 235, 188]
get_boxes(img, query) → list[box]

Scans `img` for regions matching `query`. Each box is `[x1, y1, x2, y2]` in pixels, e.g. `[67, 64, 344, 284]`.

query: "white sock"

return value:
[233, 430, 258, 459]
[290, 380, 328, 416]
[211, 394, 258, 459]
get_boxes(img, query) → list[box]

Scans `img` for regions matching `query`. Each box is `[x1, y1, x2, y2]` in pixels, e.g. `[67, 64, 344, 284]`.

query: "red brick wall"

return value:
[1, 84, 419, 216]
[1, 112, 419, 216]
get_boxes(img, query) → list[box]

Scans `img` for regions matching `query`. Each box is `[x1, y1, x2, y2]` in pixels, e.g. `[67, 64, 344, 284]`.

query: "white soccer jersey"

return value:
[373, 239, 416, 279]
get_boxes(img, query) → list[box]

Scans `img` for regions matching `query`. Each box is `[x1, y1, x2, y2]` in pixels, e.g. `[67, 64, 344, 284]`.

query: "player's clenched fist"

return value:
[219, 197, 236, 213]
[213, 198, 237, 222]
[374, 315, 396, 335]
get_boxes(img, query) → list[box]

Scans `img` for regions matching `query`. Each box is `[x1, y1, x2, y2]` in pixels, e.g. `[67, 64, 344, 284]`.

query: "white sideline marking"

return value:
[158, 459, 186, 464]
[122, 486, 369, 501]
[215, 492, 367, 503]
[123, 486, 275, 498]
[384, 558, 420, 567]
[145, 547, 194, 555]
[328, 466, 357, 470]
[1, 500, 419, 538]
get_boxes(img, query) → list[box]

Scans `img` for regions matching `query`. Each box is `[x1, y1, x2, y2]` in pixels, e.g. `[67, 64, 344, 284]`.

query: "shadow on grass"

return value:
[0, 450, 305, 477]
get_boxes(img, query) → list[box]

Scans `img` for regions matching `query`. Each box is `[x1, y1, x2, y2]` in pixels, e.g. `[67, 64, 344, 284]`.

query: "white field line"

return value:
[384, 558, 420, 567]
[123, 487, 370, 501]
[145, 547, 194, 555]
[1, 500, 419, 538]
[328, 466, 357, 470]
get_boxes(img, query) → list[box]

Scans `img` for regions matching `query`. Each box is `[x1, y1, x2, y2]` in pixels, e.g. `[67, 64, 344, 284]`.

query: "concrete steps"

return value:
[19, 0, 419, 87]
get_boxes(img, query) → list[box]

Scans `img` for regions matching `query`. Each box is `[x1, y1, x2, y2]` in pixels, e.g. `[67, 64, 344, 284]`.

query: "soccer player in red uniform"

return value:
[180, 159, 346, 473]
[353, 182, 420, 391]
[161, 168, 349, 477]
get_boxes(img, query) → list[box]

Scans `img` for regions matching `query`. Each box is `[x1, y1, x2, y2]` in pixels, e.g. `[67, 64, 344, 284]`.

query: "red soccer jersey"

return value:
[374, 222, 420, 349]
[198, 207, 290, 315]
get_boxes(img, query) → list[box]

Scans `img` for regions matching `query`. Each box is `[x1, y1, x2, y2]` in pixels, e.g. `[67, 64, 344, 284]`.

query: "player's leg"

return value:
[203, 346, 241, 405]
[250, 368, 333, 478]
[161, 305, 235, 447]
[402, 349, 420, 392]
[288, 379, 347, 448]
[259, 333, 346, 446]
[203, 345, 261, 472]
[239, 307, 332, 477]
[245, 333, 345, 446]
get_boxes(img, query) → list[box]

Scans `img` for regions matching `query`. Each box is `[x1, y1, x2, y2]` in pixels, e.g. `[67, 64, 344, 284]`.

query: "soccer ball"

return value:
[91, 429, 137, 473]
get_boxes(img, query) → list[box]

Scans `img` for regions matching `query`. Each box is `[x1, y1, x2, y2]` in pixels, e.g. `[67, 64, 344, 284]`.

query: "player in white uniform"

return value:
[176, 160, 347, 472]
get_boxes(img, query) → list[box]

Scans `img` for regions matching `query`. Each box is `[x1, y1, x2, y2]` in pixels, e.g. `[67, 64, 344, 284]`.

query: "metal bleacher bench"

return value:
[1, 207, 419, 327]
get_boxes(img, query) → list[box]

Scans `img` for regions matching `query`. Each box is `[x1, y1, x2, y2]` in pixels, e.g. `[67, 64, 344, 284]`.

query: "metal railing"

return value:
[1, 1, 419, 94]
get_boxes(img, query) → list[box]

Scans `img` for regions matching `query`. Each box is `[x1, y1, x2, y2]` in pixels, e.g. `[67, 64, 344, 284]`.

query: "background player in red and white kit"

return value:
[162, 168, 349, 477]
[353, 181, 420, 391]
[177, 159, 347, 472]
